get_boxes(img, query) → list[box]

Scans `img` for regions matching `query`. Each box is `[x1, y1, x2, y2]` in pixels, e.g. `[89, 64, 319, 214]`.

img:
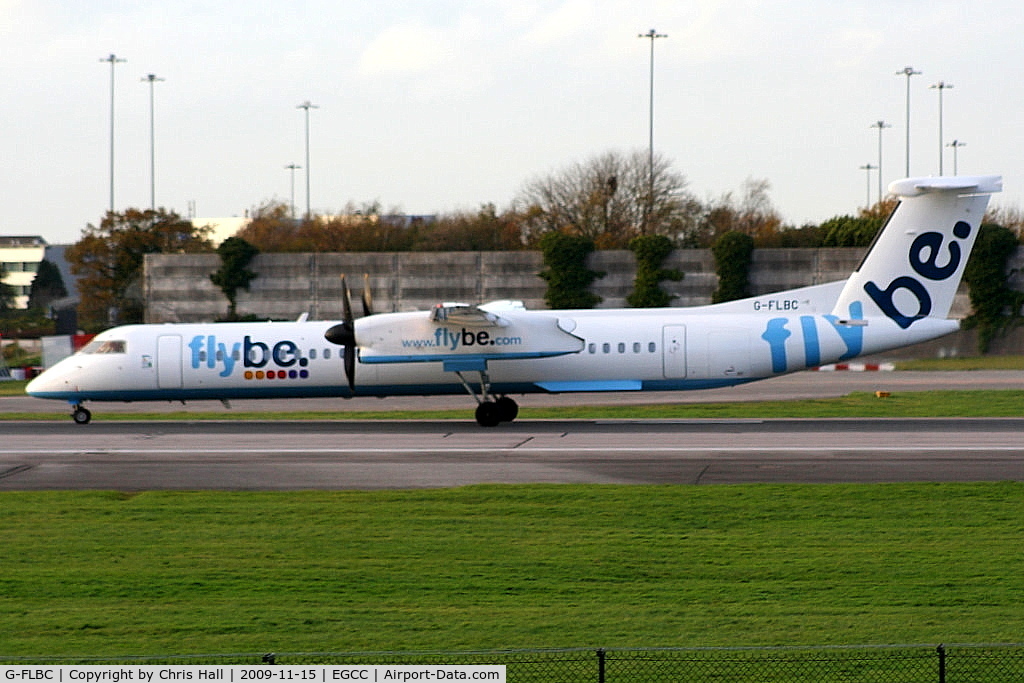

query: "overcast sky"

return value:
[3, 0, 1022, 245]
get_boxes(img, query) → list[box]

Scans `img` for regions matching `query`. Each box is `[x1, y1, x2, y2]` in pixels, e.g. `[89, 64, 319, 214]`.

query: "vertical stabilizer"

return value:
[831, 175, 1001, 328]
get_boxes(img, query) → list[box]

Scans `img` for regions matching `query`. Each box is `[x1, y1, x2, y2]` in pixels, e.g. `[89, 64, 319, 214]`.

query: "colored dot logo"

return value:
[244, 370, 309, 380]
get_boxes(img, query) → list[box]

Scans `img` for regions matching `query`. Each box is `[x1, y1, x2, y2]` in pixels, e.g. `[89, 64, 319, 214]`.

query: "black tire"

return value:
[495, 396, 519, 423]
[475, 401, 502, 427]
[72, 406, 92, 425]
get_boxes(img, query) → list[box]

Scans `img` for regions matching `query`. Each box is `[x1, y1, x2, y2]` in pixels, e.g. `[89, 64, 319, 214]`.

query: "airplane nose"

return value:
[25, 365, 74, 397]
[25, 372, 53, 396]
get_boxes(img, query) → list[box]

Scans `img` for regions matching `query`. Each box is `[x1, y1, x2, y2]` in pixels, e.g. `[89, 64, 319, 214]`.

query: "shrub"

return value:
[626, 234, 682, 307]
[538, 232, 603, 309]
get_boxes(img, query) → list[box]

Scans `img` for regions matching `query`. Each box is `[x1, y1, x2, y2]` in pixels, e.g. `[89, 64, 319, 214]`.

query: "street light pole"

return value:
[930, 81, 953, 175]
[142, 74, 165, 210]
[296, 100, 319, 219]
[859, 163, 877, 209]
[285, 164, 301, 219]
[638, 28, 667, 232]
[896, 66, 921, 177]
[947, 139, 966, 175]
[869, 120, 891, 202]
[100, 53, 127, 213]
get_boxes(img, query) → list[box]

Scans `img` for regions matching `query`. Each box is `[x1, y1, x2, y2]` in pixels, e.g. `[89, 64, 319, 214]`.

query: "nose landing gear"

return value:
[71, 404, 92, 425]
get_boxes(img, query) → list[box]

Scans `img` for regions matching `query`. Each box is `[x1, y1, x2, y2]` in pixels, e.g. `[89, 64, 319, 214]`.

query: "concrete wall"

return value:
[146, 245, 1017, 324]
[145, 252, 554, 323]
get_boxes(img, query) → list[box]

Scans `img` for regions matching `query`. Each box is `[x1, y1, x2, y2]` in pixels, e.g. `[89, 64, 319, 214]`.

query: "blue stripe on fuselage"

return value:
[28, 376, 753, 403]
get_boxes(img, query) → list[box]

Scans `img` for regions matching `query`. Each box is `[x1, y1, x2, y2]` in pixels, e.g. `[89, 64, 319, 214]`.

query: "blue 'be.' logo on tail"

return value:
[863, 221, 971, 329]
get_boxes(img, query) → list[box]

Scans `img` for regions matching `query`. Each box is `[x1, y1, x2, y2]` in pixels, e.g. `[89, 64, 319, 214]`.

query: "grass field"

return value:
[3, 362, 1024, 659]
[2, 484, 1024, 657]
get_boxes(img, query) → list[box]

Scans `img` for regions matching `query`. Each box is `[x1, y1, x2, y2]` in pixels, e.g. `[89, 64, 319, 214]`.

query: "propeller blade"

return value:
[361, 273, 374, 317]
[325, 274, 358, 391]
[344, 345, 356, 391]
[340, 274, 354, 324]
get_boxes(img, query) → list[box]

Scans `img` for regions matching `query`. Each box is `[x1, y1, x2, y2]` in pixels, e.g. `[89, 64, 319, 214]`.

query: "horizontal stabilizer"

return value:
[888, 176, 1002, 196]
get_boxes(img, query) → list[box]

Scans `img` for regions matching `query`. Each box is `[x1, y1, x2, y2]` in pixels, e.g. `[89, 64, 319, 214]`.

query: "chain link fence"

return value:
[4, 644, 1024, 681]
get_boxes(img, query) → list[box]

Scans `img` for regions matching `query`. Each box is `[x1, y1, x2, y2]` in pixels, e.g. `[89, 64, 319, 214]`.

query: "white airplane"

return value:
[27, 175, 1001, 426]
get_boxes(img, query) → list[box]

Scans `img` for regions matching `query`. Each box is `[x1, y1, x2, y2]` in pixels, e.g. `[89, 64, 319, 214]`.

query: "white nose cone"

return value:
[25, 361, 79, 398]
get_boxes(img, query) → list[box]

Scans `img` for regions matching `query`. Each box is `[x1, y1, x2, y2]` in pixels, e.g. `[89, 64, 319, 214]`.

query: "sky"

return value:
[3, 0, 1024, 245]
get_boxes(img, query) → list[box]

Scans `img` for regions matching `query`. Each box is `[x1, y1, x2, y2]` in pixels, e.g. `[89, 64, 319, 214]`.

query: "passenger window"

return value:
[588, 343, 596, 354]
[602, 343, 610, 354]
[617, 343, 625, 354]
[633, 342, 641, 353]
[310, 349, 318, 360]
[324, 349, 332, 360]
[648, 342, 656, 353]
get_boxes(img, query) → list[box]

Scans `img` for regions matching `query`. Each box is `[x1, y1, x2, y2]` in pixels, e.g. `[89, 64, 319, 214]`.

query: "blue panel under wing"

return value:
[534, 380, 643, 392]
[442, 357, 489, 372]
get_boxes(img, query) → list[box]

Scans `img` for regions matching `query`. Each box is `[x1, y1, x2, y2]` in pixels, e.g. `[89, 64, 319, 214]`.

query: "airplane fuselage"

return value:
[29, 293, 955, 404]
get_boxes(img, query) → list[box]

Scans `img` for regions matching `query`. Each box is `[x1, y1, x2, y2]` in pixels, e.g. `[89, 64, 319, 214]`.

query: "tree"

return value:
[962, 223, 1024, 352]
[27, 260, 67, 314]
[413, 204, 525, 251]
[234, 201, 302, 252]
[699, 178, 784, 246]
[820, 215, 884, 247]
[67, 208, 212, 330]
[538, 231, 603, 309]
[626, 234, 682, 307]
[210, 237, 259, 320]
[818, 198, 896, 247]
[516, 150, 697, 247]
[304, 202, 417, 252]
[711, 230, 755, 303]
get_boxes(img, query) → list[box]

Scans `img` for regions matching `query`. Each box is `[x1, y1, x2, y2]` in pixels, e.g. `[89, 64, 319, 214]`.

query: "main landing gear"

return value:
[455, 370, 519, 427]
[71, 404, 92, 424]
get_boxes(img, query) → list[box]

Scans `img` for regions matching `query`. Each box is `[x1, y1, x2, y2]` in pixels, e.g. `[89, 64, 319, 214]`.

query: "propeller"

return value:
[324, 274, 359, 391]
[361, 273, 374, 317]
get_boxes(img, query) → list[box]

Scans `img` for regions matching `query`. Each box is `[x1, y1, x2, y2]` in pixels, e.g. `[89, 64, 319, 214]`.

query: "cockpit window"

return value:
[81, 339, 127, 354]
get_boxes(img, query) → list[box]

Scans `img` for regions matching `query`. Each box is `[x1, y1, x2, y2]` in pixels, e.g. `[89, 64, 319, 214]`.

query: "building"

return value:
[0, 236, 47, 309]
[192, 217, 249, 246]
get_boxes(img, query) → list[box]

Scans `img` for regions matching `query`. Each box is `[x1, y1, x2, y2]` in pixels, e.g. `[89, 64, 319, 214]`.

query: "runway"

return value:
[4, 369, 1024, 415]
[3, 370, 1023, 490]
[2, 418, 1023, 490]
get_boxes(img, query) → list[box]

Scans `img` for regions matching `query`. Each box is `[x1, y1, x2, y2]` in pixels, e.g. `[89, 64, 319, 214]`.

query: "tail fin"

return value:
[831, 175, 1002, 328]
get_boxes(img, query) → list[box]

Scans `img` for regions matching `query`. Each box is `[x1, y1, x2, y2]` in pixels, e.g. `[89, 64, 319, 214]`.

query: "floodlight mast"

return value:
[896, 66, 921, 177]
[947, 139, 966, 175]
[285, 163, 302, 219]
[142, 74, 165, 210]
[296, 100, 319, 219]
[638, 29, 667, 233]
[100, 53, 127, 213]
[869, 120, 891, 202]
[930, 81, 953, 175]
[859, 163, 877, 209]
